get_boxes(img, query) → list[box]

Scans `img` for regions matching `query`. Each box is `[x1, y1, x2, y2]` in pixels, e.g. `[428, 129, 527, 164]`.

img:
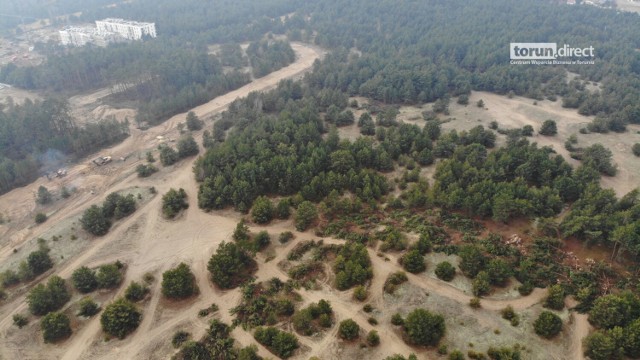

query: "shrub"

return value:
[353, 285, 367, 301]
[251, 196, 274, 224]
[159, 145, 179, 166]
[177, 135, 199, 158]
[162, 188, 189, 218]
[125, 281, 148, 302]
[403, 308, 445, 346]
[368, 317, 378, 325]
[401, 250, 426, 273]
[279, 231, 294, 244]
[518, 282, 534, 296]
[96, 264, 122, 289]
[254, 327, 299, 358]
[469, 298, 481, 309]
[27, 276, 70, 316]
[521, 125, 534, 136]
[72, 266, 98, 293]
[208, 241, 255, 289]
[136, 164, 158, 177]
[13, 314, 28, 328]
[501, 306, 516, 321]
[80, 205, 111, 236]
[472, 271, 491, 297]
[584, 331, 622, 360]
[35, 212, 47, 224]
[41, 312, 71, 343]
[172, 330, 191, 348]
[185, 111, 203, 131]
[162, 263, 197, 299]
[544, 284, 565, 310]
[367, 330, 380, 346]
[435, 262, 456, 281]
[100, 298, 142, 339]
[295, 201, 317, 231]
[253, 231, 271, 251]
[391, 313, 404, 326]
[457, 94, 469, 105]
[633, 143, 640, 157]
[78, 297, 100, 317]
[539, 120, 557, 136]
[25, 245, 53, 278]
[36, 186, 52, 205]
[338, 319, 360, 340]
[1, 270, 20, 287]
[449, 350, 465, 360]
[384, 271, 408, 294]
[334, 242, 373, 290]
[534, 311, 562, 338]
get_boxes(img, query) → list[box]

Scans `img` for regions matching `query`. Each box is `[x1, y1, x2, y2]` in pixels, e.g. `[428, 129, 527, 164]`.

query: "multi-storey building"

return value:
[95, 18, 157, 40]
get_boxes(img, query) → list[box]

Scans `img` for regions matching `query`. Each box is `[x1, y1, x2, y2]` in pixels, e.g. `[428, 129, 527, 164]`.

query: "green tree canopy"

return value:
[403, 308, 445, 346]
[100, 298, 142, 339]
[41, 312, 71, 343]
[162, 263, 198, 299]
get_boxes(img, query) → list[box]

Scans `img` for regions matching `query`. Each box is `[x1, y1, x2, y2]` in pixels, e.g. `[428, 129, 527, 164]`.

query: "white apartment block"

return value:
[95, 18, 157, 40]
[59, 27, 97, 47]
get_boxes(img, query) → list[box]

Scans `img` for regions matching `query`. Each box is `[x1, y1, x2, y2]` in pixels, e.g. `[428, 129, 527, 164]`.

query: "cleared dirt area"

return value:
[0, 84, 42, 105]
[0, 49, 594, 359]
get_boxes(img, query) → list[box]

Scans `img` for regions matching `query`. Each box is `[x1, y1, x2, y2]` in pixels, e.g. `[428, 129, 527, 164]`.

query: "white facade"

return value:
[95, 18, 157, 40]
[59, 27, 96, 47]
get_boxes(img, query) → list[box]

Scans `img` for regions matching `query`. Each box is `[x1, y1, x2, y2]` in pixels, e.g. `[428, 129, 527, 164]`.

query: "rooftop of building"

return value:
[96, 18, 155, 27]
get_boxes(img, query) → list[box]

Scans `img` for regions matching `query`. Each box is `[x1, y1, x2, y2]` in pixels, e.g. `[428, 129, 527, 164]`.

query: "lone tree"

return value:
[534, 311, 563, 338]
[100, 298, 142, 339]
[401, 250, 426, 273]
[208, 241, 255, 289]
[36, 186, 52, 205]
[96, 263, 123, 289]
[403, 308, 445, 346]
[41, 312, 71, 343]
[539, 120, 558, 136]
[338, 319, 360, 340]
[435, 262, 456, 281]
[177, 135, 199, 158]
[72, 266, 98, 293]
[78, 297, 100, 317]
[80, 205, 111, 236]
[186, 111, 203, 131]
[159, 145, 179, 166]
[162, 263, 198, 299]
[162, 188, 189, 219]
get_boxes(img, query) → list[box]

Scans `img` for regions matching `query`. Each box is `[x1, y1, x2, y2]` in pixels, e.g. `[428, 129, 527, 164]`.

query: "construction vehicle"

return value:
[92, 156, 112, 166]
